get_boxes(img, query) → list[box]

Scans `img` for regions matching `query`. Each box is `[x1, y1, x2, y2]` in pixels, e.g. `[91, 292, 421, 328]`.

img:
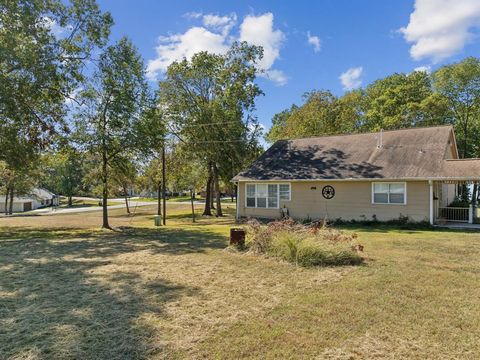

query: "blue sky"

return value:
[97, 0, 480, 133]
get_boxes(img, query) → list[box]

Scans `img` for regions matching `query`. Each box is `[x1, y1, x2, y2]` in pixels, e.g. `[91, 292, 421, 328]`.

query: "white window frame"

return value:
[371, 182, 407, 205]
[245, 183, 291, 209]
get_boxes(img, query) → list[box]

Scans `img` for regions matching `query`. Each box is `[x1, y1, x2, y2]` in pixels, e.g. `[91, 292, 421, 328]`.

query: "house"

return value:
[233, 125, 480, 224]
[0, 188, 59, 213]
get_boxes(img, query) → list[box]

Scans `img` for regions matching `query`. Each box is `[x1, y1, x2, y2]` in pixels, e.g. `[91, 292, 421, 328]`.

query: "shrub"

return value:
[243, 219, 364, 267]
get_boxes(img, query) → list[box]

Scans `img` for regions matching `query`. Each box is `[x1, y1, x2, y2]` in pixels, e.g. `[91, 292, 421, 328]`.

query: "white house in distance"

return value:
[0, 188, 59, 213]
[233, 126, 480, 225]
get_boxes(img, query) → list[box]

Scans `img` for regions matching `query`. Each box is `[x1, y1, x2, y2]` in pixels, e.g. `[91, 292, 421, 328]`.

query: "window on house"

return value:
[256, 184, 267, 208]
[268, 184, 278, 208]
[279, 184, 291, 200]
[245, 183, 291, 208]
[372, 183, 406, 204]
[246, 184, 256, 207]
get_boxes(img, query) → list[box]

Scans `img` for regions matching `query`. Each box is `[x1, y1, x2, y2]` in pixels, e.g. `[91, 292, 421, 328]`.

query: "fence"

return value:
[438, 207, 470, 223]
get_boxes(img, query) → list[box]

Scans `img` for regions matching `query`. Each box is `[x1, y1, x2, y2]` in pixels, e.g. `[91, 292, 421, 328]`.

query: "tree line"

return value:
[0, 0, 263, 227]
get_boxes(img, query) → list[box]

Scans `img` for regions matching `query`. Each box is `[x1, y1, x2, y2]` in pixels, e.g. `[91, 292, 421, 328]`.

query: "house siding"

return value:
[238, 180, 430, 222]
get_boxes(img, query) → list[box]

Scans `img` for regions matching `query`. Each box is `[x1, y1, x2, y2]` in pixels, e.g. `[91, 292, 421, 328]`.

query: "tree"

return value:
[76, 37, 149, 229]
[111, 154, 137, 214]
[431, 57, 480, 158]
[265, 90, 363, 142]
[41, 146, 85, 206]
[0, 0, 111, 206]
[135, 99, 167, 223]
[265, 105, 298, 143]
[362, 71, 448, 131]
[159, 42, 264, 216]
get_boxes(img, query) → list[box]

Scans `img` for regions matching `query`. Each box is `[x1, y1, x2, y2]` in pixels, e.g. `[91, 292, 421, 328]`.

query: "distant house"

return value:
[0, 188, 59, 213]
[233, 126, 480, 224]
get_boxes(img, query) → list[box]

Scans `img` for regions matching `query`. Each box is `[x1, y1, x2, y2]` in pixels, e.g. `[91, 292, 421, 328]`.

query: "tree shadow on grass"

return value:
[0, 226, 229, 358]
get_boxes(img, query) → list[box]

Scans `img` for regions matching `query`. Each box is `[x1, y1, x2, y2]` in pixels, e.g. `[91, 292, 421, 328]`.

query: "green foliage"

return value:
[448, 197, 471, 208]
[0, 0, 112, 159]
[40, 146, 85, 198]
[265, 58, 480, 153]
[159, 42, 265, 215]
[431, 57, 480, 158]
[75, 37, 149, 227]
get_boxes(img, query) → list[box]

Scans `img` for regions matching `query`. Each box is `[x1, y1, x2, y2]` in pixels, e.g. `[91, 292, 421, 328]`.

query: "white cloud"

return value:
[203, 13, 236, 30]
[307, 31, 321, 53]
[400, 0, 480, 62]
[146, 27, 229, 80]
[413, 65, 432, 73]
[147, 12, 287, 85]
[264, 69, 288, 86]
[339, 66, 363, 90]
[239, 13, 284, 71]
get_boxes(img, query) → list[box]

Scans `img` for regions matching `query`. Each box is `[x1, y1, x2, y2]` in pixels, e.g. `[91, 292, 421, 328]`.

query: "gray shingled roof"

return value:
[233, 125, 480, 181]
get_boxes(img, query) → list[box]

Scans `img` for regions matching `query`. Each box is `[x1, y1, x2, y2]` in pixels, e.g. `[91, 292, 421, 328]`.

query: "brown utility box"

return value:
[230, 228, 245, 246]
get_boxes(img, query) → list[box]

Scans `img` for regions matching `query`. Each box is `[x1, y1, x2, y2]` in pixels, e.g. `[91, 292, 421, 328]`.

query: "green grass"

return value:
[1, 206, 480, 359]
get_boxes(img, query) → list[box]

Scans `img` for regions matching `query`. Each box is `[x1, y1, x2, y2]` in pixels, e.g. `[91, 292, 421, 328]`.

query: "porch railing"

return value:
[438, 207, 470, 223]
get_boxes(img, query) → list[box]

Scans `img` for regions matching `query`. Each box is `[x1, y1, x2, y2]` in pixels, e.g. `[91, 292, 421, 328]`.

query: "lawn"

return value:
[0, 205, 479, 359]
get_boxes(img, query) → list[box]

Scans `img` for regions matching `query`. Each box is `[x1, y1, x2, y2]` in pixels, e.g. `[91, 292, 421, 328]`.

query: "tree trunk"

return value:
[203, 162, 213, 216]
[123, 185, 130, 214]
[213, 163, 223, 217]
[162, 145, 167, 225]
[68, 195, 73, 207]
[210, 175, 215, 210]
[4, 187, 9, 215]
[9, 186, 14, 215]
[157, 182, 162, 216]
[190, 189, 196, 223]
[102, 151, 110, 229]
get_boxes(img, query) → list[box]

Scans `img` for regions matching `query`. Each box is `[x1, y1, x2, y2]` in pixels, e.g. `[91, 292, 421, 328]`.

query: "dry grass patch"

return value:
[1, 208, 480, 359]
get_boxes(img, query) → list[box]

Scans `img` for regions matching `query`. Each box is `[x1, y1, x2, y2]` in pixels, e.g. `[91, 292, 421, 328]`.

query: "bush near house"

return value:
[243, 218, 364, 266]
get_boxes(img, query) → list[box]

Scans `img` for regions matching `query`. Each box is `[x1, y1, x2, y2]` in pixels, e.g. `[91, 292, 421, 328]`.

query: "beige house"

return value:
[233, 126, 480, 224]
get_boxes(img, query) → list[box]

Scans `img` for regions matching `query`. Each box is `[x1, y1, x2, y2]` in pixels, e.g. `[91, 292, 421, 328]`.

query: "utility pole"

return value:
[162, 143, 166, 225]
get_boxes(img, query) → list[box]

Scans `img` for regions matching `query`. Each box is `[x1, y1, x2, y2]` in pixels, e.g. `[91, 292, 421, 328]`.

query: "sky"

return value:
[96, 0, 480, 133]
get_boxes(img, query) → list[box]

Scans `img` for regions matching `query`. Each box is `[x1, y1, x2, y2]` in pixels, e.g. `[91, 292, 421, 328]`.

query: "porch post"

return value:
[469, 204, 473, 224]
[429, 180, 434, 225]
[235, 182, 240, 221]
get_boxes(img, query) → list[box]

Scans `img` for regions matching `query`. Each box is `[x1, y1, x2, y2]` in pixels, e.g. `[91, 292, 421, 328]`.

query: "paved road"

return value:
[1, 196, 233, 217]
[4, 197, 155, 217]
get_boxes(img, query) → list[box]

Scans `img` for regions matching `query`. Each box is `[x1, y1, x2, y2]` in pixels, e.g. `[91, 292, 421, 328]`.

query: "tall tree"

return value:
[159, 42, 263, 216]
[0, 0, 111, 203]
[431, 57, 480, 159]
[76, 37, 149, 229]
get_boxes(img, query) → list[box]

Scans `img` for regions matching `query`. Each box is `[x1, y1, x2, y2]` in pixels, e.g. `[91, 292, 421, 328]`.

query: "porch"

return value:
[431, 180, 478, 225]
